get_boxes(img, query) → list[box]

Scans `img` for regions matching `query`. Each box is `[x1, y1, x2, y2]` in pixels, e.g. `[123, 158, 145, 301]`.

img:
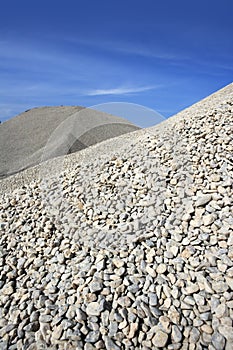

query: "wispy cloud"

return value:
[62, 36, 189, 61]
[0, 37, 174, 122]
[86, 85, 156, 96]
[111, 44, 189, 61]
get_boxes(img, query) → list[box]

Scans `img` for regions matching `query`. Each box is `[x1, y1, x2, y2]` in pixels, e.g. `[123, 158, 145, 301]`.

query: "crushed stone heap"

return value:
[0, 106, 139, 179]
[0, 83, 233, 349]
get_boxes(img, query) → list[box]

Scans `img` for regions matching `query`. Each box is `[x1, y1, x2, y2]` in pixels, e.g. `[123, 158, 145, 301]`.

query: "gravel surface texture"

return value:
[0, 83, 232, 349]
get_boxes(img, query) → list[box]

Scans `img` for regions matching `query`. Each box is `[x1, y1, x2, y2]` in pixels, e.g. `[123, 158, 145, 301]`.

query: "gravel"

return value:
[0, 83, 232, 349]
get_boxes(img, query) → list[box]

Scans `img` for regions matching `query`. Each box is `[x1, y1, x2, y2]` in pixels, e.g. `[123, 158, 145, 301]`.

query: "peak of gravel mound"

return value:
[0, 83, 232, 349]
[0, 106, 139, 179]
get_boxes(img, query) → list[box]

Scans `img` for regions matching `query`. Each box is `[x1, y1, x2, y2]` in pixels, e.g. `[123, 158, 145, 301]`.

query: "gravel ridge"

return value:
[0, 83, 232, 349]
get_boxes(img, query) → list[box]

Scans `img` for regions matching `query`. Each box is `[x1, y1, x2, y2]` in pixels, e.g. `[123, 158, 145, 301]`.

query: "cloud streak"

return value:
[86, 85, 156, 96]
[62, 36, 189, 62]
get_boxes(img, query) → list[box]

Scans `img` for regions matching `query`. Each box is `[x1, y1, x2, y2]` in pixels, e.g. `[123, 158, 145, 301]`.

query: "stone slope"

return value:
[0, 83, 232, 349]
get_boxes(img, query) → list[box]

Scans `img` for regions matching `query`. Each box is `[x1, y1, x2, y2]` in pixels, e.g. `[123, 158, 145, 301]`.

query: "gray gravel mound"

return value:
[0, 83, 232, 349]
[0, 106, 139, 179]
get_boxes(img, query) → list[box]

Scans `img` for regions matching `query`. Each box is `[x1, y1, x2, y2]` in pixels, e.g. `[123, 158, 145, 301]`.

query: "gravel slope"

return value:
[0, 83, 232, 349]
[0, 106, 139, 179]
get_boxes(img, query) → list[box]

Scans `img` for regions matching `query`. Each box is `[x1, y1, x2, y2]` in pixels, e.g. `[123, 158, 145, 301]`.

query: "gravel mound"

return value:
[0, 106, 139, 179]
[0, 83, 232, 349]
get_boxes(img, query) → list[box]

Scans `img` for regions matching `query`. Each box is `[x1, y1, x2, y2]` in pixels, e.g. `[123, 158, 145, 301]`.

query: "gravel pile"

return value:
[0, 106, 139, 179]
[0, 83, 233, 349]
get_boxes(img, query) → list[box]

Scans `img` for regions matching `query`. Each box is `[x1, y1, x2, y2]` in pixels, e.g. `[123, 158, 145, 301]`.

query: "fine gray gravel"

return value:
[0, 83, 232, 349]
[0, 106, 139, 179]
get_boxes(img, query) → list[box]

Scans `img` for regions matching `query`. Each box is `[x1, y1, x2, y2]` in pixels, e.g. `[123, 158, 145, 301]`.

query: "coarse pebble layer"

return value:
[0, 83, 233, 349]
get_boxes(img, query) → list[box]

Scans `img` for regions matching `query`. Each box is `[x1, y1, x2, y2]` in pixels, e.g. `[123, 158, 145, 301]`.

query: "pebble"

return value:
[171, 325, 183, 343]
[185, 283, 199, 295]
[212, 331, 226, 350]
[218, 325, 233, 341]
[203, 214, 216, 226]
[225, 277, 233, 290]
[195, 194, 212, 207]
[128, 322, 138, 339]
[152, 330, 169, 347]
[85, 331, 100, 343]
[149, 293, 158, 306]
[103, 335, 121, 350]
[156, 263, 167, 274]
[89, 281, 103, 293]
[215, 303, 227, 318]
[112, 258, 124, 268]
[86, 302, 102, 316]
[146, 265, 156, 277]
[2, 283, 14, 295]
[189, 327, 200, 342]
[117, 296, 131, 308]
[39, 315, 53, 323]
[212, 281, 228, 293]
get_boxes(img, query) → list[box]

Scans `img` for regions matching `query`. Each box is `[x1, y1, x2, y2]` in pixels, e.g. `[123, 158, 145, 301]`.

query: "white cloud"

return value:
[86, 85, 156, 96]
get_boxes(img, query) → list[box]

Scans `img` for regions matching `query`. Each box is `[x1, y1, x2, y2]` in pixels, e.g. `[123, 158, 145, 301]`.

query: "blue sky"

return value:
[0, 0, 232, 125]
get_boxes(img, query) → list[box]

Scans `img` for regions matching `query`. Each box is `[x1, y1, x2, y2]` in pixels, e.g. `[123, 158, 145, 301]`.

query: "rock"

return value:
[201, 324, 213, 334]
[185, 283, 199, 294]
[183, 296, 195, 305]
[76, 308, 87, 321]
[203, 214, 216, 226]
[203, 278, 215, 294]
[215, 303, 227, 318]
[90, 280, 103, 293]
[195, 194, 212, 207]
[117, 296, 131, 308]
[152, 330, 168, 348]
[51, 325, 63, 340]
[112, 258, 124, 268]
[149, 293, 158, 306]
[225, 277, 233, 290]
[17, 257, 26, 269]
[109, 321, 118, 336]
[156, 263, 167, 274]
[171, 325, 183, 343]
[0, 222, 7, 230]
[159, 316, 171, 333]
[0, 324, 16, 337]
[193, 294, 205, 306]
[103, 335, 121, 350]
[146, 265, 156, 277]
[218, 326, 233, 341]
[212, 331, 226, 350]
[189, 327, 200, 342]
[57, 253, 65, 264]
[170, 245, 179, 257]
[39, 315, 52, 323]
[115, 267, 125, 277]
[24, 322, 40, 332]
[30, 311, 40, 323]
[2, 282, 14, 295]
[128, 322, 138, 339]
[85, 331, 100, 343]
[212, 281, 228, 293]
[86, 302, 102, 316]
